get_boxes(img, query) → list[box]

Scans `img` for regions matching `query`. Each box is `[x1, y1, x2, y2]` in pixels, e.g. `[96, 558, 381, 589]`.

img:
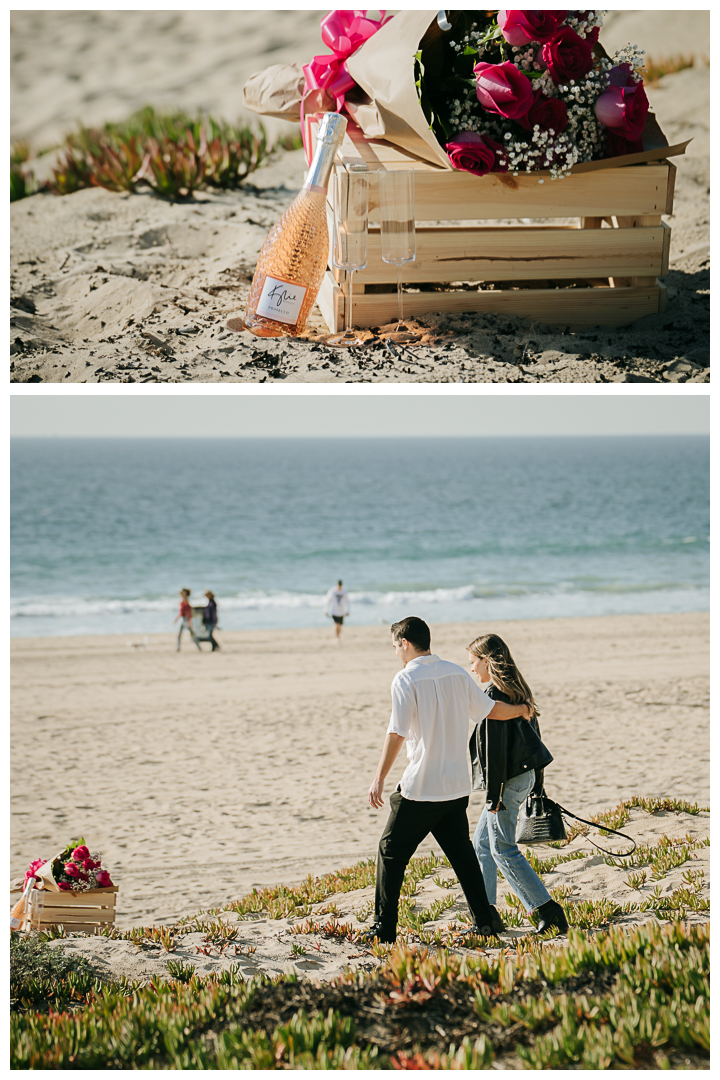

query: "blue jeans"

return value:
[472, 769, 551, 912]
[177, 618, 199, 651]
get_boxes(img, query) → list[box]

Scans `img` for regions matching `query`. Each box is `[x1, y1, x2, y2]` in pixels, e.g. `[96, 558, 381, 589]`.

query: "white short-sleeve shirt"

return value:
[387, 654, 495, 801]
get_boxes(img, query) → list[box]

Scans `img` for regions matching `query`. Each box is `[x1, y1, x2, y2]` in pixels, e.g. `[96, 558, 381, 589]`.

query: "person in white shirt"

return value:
[324, 579, 350, 640]
[362, 616, 531, 944]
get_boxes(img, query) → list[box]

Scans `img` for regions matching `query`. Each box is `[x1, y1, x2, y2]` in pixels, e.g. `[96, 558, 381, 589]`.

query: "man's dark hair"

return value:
[337, 580, 342, 587]
[391, 617, 431, 652]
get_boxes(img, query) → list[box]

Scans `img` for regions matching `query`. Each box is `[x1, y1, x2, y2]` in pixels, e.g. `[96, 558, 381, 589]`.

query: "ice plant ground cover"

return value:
[10, 797, 709, 1069]
[10, 922, 709, 1068]
[416, 9, 648, 177]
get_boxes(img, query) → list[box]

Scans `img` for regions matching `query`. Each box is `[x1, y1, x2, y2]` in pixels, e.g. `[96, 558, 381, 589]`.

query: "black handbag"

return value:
[516, 790, 567, 844]
[517, 789, 637, 857]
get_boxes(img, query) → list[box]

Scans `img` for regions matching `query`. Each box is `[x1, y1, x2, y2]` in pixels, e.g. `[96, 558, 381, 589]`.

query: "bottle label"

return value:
[256, 275, 307, 325]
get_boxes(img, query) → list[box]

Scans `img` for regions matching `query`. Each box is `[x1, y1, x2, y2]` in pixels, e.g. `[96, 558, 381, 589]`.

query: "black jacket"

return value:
[469, 685, 553, 811]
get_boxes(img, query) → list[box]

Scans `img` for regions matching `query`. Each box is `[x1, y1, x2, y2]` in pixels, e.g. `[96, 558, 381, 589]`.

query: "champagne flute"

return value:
[379, 170, 420, 343]
[326, 169, 369, 347]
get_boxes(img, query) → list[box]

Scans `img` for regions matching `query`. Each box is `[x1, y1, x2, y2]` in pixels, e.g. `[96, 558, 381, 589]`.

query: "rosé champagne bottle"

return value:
[240, 112, 347, 337]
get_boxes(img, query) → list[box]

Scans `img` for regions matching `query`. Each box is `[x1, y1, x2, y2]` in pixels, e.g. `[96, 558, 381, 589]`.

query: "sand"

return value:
[10, 10, 710, 384]
[11, 612, 709, 933]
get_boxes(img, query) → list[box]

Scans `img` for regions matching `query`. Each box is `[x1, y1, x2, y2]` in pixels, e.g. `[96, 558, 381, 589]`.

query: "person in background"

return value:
[467, 632, 568, 936]
[203, 590, 220, 651]
[174, 588, 199, 652]
[361, 616, 533, 945]
[324, 579, 350, 640]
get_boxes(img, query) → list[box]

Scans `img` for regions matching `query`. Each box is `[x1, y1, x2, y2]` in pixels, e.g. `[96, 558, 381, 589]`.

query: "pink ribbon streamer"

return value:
[301, 9, 392, 162]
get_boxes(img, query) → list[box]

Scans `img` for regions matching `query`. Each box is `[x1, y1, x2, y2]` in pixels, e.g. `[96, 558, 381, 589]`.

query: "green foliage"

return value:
[10, 933, 99, 1013]
[14, 106, 274, 201]
[10, 922, 709, 1069]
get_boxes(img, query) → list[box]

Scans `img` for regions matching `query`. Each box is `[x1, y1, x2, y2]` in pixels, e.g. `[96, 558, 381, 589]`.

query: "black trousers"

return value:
[375, 790, 493, 933]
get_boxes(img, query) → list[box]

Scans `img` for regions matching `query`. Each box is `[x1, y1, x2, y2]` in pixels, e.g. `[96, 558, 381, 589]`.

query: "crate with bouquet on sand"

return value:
[244, 9, 690, 333]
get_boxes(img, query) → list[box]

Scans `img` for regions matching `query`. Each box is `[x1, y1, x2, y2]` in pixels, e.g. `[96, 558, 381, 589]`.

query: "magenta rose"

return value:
[474, 61, 534, 120]
[595, 78, 648, 139]
[606, 129, 645, 157]
[518, 92, 568, 132]
[498, 10, 567, 46]
[95, 870, 113, 887]
[446, 132, 496, 176]
[446, 133, 510, 175]
[58, 881, 74, 891]
[64, 861, 80, 878]
[541, 26, 595, 82]
[72, 845, 90, 861]
[83, 858, 99, 870]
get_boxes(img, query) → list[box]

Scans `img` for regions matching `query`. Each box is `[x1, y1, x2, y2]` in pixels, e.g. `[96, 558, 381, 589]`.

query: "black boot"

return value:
[356, 922, 395, 945]
[489, 905, 505, 934]
[534, 899, 568, 934]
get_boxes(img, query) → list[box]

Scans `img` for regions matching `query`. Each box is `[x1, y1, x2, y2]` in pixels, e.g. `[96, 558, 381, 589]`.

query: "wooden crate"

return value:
[11, 886, 118, 935]
[317, 125, 674, 332]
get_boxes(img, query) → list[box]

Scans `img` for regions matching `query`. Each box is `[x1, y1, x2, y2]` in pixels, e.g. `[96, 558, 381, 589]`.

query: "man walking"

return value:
[324, 579, 350, 640]
[363, 616, 531, 943]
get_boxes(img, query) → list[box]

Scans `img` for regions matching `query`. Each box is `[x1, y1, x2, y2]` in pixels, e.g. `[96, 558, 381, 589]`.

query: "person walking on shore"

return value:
[174, 588, 199, 652]
[362, 616, 533, 945]
[203, 590, 220, 651]
[467, 633, 568, 935]
[324, 579, 350, 640]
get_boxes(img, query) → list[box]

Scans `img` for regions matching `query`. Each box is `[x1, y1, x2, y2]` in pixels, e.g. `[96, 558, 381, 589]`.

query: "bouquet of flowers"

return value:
[415, 10, 648, 178]
[244, 9, 688, 177]
[24, 838, 114, 892]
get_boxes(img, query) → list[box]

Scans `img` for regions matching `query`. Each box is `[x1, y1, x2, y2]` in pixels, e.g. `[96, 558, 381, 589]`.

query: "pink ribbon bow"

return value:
[301, 10, 392, 160]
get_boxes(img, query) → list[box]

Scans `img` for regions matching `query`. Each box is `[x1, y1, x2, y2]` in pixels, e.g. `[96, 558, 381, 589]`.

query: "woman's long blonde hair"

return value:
[467, 633, 539, 720]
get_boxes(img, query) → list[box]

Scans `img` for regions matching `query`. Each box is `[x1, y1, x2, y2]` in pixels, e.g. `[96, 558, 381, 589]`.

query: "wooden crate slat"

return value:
[40, 895, 116, 911]
[31, 908, 117, 924]
[345, 284, 662, 329]
[372, 168, 670, 222]
[350, 225, 665, 284]
[316, 271, 343, 335]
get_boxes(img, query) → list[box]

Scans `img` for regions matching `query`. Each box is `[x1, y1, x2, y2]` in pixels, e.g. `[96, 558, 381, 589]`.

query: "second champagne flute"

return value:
[326, 169, 369, 348]
[379, 170, 420, 344]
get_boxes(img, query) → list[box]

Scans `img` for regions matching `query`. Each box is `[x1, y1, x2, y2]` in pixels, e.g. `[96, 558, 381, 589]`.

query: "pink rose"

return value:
[474, 61, 534, 120]
[64, 861, 80, 878]
[595, 74, 648, 139]
[518, 92, 568, 132]
[541, 26, 595, 82]
[498, 10, 567, 46]
[95, 870, 112, 887]
[83, 858, 99, 870]
[606, 129, 645, 157]
[58, 881, 74, 891]
[72, 845, 90, 861]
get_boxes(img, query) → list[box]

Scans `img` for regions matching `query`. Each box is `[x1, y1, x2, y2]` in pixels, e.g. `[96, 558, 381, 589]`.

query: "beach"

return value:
[11, 612, 709, 933]
[10, 9, 710, 384]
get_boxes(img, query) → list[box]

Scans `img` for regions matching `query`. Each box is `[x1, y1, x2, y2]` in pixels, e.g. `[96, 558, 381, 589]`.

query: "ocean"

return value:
[10, 436, 709, 638]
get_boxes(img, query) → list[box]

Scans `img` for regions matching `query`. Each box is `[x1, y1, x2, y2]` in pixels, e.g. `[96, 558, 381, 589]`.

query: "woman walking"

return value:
[174, 588, 200, 652]
[203, 590, 220, 651]
[467, 633, 568, 935]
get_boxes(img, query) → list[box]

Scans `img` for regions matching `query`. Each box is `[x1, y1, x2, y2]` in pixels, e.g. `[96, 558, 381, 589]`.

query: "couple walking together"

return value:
[175, 588, 220, 651]
[364, 616, 567, 943]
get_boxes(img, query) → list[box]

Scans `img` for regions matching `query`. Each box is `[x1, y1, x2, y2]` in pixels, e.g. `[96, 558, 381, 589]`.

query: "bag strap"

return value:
[555, 802, 636, 858]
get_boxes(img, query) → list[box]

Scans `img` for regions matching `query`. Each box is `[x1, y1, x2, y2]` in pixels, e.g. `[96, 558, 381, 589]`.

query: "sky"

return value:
[9, 393, 709, 438]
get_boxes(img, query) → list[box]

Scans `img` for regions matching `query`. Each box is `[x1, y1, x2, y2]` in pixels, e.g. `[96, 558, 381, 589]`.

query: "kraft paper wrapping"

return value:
[243, 11, 690, 173]
[243, 62, 307, 122]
